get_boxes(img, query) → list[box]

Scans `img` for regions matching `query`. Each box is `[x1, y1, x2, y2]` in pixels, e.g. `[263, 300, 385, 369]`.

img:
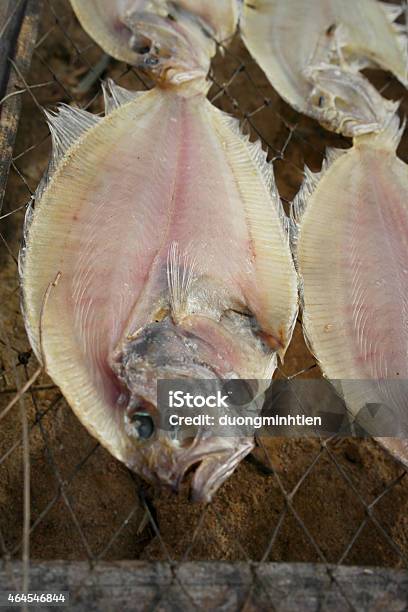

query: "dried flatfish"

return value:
[20, 67, 297, 501]
[293, 111, 408, 468]
[241, 0, 407, 134]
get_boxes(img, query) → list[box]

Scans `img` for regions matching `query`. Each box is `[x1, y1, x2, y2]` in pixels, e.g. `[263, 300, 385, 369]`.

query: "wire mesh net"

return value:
[1, 0, 408, 607]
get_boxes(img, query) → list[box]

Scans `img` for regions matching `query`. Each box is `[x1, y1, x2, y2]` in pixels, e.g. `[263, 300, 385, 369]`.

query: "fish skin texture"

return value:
[241, 0, 407, 135]
[294, 116, 408, 469]
[174, 0, 239, 41]
[69, 0, 144, 64]
[21, 82, 298, 501]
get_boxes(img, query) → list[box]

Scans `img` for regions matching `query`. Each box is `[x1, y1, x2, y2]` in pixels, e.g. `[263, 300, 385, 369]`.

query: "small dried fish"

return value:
[70, 0, 239, 81]
[241, 0, 407, 135]
[20, 69, 297, 501]
[293, 110, 408, 468]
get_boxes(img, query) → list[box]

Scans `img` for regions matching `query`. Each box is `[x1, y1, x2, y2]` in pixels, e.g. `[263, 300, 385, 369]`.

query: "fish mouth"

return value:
[132, 430, 254, 503]
[163, 432, 254, 504]
[189, 439, 254, 503]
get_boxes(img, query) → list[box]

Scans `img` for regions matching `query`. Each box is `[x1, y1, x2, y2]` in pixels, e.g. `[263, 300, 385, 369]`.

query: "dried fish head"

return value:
[21, 83, 298, 501]
[111, 310, 270, 501]
[305, 64, 400, 137]
[70, 0, 238, 88]
[109, 264, 277, 501]
[121, 6, 215, 87]
[70, 0, 162, 64]
[240, 0, 407, 134]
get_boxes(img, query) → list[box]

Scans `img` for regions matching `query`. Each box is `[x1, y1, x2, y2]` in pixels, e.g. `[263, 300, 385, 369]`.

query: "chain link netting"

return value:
[0, 0, 407, 609]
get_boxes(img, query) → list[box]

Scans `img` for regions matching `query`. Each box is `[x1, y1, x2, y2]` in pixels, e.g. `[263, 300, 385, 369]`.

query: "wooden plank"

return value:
[0, 562, 406, 611]
[0, 1, 26, 103]
[0, 0, 42, 212]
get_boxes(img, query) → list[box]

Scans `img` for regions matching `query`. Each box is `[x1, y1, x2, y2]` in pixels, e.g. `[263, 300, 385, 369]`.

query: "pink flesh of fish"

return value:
[56, 93, 284, 395]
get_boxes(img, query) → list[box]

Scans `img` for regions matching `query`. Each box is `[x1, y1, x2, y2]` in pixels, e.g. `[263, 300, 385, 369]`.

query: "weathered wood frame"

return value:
[0, 0, 42, 211]
[0, 561, 407, 611]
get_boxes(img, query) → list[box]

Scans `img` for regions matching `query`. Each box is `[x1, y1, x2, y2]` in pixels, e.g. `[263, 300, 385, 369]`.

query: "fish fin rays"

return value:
[291, 147, 348, 270]
[24, 81, 143, 276]
[292, 166, 322, 228]
[221, 114, 291, 242]
[102, 79, 143, 114]
[292, 147, 347, 226]
[167, 242, 197, 322]
[30, 105, 100, 222]
[45, 105, 100, 166]
[212, 107, 298, 355]
[20, 105, 100, 295]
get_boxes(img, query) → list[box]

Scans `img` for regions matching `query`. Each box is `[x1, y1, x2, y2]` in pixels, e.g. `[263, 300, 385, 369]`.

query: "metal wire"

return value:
[0, 0, 407, 608]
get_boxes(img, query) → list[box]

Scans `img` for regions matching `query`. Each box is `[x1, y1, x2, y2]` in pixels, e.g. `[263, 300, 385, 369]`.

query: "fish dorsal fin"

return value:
[20, 105, 100, 301]
[291, 166, 322, 229]
[167, 242, 197, 322]
[102, 79, 143, 115]
[222, 114, 290, 240]
[292, 147, 348, 227]
[34, 105, 100, 211]
[45, 104, 100, 167]
[290, 147, 348, 267]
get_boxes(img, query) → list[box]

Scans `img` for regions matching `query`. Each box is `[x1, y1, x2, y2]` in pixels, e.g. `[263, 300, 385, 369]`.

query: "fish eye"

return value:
[129, 34, 152, 55]
[130, 412, 155, 440]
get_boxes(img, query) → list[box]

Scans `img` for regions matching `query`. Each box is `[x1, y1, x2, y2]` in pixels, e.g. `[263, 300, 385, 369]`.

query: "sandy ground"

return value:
[0, 0, 407, 567]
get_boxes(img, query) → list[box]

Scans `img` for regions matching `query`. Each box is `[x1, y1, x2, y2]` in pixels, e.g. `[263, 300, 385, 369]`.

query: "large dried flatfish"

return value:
[293, 111, 408, 469]
[20, 72, 297, 501]
[241, 0, 407, 135]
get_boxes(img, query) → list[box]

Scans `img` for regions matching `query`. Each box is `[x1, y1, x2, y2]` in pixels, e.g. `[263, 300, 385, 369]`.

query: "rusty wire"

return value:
[0, 0, 407, 609]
